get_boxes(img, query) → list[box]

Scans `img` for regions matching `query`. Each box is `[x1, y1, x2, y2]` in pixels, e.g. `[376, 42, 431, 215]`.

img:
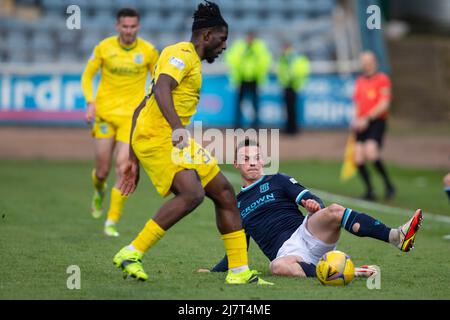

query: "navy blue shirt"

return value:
[211, 173, 325, 271]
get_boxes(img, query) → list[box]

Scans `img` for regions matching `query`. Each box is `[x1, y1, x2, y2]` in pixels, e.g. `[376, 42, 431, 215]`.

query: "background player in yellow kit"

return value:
[81, 8, 159, 237]
[113, 1, 272, 285]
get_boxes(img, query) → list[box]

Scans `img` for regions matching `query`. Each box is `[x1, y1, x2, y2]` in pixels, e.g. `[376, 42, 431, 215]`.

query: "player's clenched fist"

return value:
[301, 199, 321, 213]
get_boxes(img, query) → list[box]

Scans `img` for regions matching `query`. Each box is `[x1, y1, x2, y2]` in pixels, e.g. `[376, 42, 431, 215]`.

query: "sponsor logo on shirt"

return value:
[289, 178, 298, 184]
[240, 193, 275, 219]
[169, 56, 185, 70]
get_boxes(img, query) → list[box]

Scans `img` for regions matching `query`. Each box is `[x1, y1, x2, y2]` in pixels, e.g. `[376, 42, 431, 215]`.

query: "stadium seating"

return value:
[0, 0, 337, 63]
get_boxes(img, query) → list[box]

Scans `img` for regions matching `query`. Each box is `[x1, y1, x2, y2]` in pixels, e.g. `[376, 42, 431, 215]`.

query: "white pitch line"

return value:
[222, 170, 450, 224]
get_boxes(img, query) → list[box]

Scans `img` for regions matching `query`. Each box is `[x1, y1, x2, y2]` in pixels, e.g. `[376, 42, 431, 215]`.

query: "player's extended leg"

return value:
[104, 141, 130, 237]
[267, 204, 423, 279]
[91, 137, 115, 218]
[204, 172, 273, 285]
[113, 170, 205, 280]
[269, 255, 378, 278]
[307, 203, 423, 252]
[266, 205, 344, 278]
[269, 255, 309, 277]
[355, 142, 375, 200]
[365, 140, 395, 200]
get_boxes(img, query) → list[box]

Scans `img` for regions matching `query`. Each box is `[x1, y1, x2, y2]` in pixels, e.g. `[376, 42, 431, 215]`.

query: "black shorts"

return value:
[356, 119, 386, 147]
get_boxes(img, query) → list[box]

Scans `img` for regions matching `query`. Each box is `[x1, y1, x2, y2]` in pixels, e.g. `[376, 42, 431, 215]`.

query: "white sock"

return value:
[127, 244, 143, 254]
[388, 228, 401, 246]
[230, 265, 249, 274]
[105, 219, 116, 227]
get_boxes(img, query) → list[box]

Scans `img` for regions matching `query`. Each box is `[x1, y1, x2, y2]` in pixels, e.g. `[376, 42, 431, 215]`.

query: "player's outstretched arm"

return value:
[278, 174, 326, 211]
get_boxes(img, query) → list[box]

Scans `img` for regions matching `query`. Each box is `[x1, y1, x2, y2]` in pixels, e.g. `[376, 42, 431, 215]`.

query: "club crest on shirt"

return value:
[260, 183, 270, 193]
[134, 53, 143, 64]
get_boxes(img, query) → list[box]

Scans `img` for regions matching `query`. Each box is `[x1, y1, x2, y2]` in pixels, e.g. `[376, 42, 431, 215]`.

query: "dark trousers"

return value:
[284, 87, 299, 134]
[235, 81, 259, 128]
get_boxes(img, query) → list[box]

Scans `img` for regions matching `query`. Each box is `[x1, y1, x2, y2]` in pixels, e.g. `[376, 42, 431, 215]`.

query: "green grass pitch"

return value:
[0, 159, 449, 299]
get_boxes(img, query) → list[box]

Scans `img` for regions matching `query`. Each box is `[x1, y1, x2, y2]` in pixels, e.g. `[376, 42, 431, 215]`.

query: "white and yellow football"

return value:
[316, 250, 355, 286]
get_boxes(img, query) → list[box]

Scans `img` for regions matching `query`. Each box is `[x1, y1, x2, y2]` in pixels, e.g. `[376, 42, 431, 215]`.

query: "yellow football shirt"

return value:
[81, 36, 159, 119]
[136, 41, 202, 137]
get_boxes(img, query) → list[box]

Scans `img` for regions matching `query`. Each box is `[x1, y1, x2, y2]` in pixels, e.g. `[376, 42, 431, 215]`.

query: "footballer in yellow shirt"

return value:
[112, 1, 273, 286]
[132, 41, 217, 197]
[81, 8, 159, 237]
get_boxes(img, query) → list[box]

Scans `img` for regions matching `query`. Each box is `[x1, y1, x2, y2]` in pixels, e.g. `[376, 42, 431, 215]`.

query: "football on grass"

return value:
[316, 250, 355, 286]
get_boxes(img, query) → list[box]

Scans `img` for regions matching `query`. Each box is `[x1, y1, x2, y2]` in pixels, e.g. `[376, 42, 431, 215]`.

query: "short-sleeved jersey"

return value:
[136, 41, 202, 136]
[81, 36, 159, 118]
[353, 72, 391, 120]
[236, 173, 324, 261]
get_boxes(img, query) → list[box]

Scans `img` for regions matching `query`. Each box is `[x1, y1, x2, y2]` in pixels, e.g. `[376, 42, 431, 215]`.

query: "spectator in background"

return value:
[276, 42, 310, 135]
[351, 51, 395, 201]
[225, 31, 272, 129]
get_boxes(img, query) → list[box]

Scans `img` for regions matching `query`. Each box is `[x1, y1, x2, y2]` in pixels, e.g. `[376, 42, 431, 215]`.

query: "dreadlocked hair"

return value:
[192, 0, 228, 31]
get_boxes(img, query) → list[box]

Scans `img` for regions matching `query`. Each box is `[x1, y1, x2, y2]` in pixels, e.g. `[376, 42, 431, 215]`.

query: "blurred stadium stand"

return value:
[1, 0, 449, 125]
[0, 0, 357, 68]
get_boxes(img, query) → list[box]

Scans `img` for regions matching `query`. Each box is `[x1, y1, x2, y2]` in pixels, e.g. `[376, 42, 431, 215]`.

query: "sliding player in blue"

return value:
[200, 139, 423, 277]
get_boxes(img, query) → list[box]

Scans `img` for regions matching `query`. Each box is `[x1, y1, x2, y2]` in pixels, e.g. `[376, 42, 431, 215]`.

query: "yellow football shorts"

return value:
[133, 135, 220, 197]
[91, 115, 132, 144]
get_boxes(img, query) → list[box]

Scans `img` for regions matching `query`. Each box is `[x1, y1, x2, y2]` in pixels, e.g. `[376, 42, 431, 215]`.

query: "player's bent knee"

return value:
[212, 182, 238, 208]
[217, 179, 235, 194]
[270, 260, 306, 277]
[269, 260, 285, 275]
[220, 187, 238, 207]
[327, 203, 345, 223]
[328, 203, 345, 214]
[182, 187, 205, 211]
